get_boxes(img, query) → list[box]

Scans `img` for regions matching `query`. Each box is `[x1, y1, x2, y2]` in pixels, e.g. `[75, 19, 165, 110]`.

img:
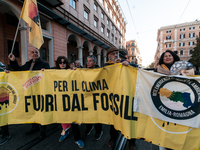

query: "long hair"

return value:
[55, 56, 70, 69]
[158, 50, 180, 65]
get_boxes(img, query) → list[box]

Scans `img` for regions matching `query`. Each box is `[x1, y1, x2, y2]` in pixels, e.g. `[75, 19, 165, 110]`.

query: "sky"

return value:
[117, 0, 200, 67]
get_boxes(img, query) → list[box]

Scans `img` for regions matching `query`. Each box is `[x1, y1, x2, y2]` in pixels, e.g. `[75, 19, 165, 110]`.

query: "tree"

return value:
[146, 61, 155, 68]
[189, 36, 200, 74]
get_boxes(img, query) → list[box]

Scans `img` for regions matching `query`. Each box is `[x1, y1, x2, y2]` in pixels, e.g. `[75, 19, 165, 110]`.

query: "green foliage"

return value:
[147, 61, 155, 68]
[190, 37, 200, 67]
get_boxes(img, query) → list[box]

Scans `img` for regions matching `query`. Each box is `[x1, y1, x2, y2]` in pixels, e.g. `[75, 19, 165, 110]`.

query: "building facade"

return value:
[0, 0, 127, 67]
[155, 20, 200, 66]
[126, 40, 142, 66]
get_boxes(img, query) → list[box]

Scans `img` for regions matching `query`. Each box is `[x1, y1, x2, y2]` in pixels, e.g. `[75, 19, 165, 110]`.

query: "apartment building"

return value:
[126, 40, 142, 66]
[155, 20, 200, 66]
[0, 0, 127, 67]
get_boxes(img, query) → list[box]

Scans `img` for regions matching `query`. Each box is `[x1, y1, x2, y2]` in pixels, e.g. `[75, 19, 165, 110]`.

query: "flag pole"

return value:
[11, 17, 22, 54]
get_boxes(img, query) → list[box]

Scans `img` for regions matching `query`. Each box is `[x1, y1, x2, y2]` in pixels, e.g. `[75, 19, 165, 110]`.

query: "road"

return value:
[0, 124, 159, 150]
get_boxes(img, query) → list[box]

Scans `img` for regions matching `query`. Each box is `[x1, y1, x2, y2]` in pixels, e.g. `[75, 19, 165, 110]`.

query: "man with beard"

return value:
[8, 48, 50, 139]
[105, 47, 137, 150]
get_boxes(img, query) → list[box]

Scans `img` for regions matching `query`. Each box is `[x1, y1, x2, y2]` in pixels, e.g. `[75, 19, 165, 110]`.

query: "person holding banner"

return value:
[154, 50, 180, 75]
[69, 62, 75, 69]
[75, 60, 83, 68]
[70, 56, 102, 149]
[154, 50, 180, 150]
[54, 56, 72, 142]
[0, 62, 11, 146]
[84, 55, 103, 140]
[104, 47, 137, 150]
[8, 48, 50, 139]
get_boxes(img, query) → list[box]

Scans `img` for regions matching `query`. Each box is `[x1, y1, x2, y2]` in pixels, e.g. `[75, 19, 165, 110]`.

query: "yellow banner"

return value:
[1, 64, 200, 150]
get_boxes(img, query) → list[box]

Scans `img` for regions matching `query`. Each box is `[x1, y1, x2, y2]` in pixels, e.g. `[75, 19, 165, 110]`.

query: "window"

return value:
[6, 14, 18, 26]
[107, 19, 109, 25]
[94, 19, 97, 27]
[119, 37, 121, 44]
[166, 43, 171, 48]
[101, 12, 104, 19]
[189, 27, 195, 30]
[111, 34, 114, 41]
[101, 0, 104, 5]
[174, 51, 178, 54]
[180, 34, 185, 39]
[101, 26, 104, 33]
[41, 47, 47, 61]
[166, 36, 171, 40]
[131, 43, 134, 46]
[189, 49, 193, 55]
[40, 16, 51, 32]
[128, 44, 130, 47]
[166, 30, 171, 33]
[180, 28, 185, 31]
[111, 24, 113, 30]
[179, 42, 185, 46]
[131, 48, 134, 50]
[70, 0, 76, 9]
[189, 33, 195, 38]
[189, 41, 194, 46]
[132, 52, 134, 55]
[94, 3, 97, 11]
[107, 30, 110, 37]
[84, 10, 89, 20]
[180, 50, 184, 55]
[115, 37, 117, 44]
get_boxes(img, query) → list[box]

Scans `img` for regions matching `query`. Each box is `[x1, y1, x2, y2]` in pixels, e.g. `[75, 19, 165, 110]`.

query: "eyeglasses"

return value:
[110, 52, 118, 55]
[59, 62, 66, 64]
[31, 51, 38, 54]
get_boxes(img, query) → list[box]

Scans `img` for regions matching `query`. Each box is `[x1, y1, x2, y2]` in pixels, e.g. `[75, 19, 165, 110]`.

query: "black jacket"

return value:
[10, 58, 50, 71]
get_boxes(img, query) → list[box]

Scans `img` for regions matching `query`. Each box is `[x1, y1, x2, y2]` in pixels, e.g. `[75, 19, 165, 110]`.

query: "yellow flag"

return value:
[20, 0, 44, 49]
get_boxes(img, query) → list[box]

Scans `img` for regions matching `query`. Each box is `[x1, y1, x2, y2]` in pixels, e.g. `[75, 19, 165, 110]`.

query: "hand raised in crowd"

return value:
[8, 53, 15, 61]
[121, 60, 129, 66]
[114, 58, 121, 63]
[4, 69, 10, 73]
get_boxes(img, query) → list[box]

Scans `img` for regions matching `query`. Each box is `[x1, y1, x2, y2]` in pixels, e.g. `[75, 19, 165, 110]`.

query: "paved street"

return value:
[1, 124, 159, 150]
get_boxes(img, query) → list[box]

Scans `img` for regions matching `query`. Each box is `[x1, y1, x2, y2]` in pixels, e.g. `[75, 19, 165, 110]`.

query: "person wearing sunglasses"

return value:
[54, 56, 72, 142]
[55, 56, 70, 70]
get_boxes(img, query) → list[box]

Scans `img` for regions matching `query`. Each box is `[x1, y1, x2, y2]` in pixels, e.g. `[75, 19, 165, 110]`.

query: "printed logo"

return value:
[22, 72, 43, 90]
[151, 76, 200, 120]
[0, 82, 19, 115]
[28, 0, 39, 26]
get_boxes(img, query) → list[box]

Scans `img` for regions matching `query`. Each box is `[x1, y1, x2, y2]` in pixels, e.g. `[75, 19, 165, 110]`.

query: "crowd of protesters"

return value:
[0, 46, 138, 149]
[0, 47, 195, 150]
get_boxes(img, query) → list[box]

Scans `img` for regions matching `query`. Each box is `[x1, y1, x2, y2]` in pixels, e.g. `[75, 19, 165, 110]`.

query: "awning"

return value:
[44, 0, 63, 7]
